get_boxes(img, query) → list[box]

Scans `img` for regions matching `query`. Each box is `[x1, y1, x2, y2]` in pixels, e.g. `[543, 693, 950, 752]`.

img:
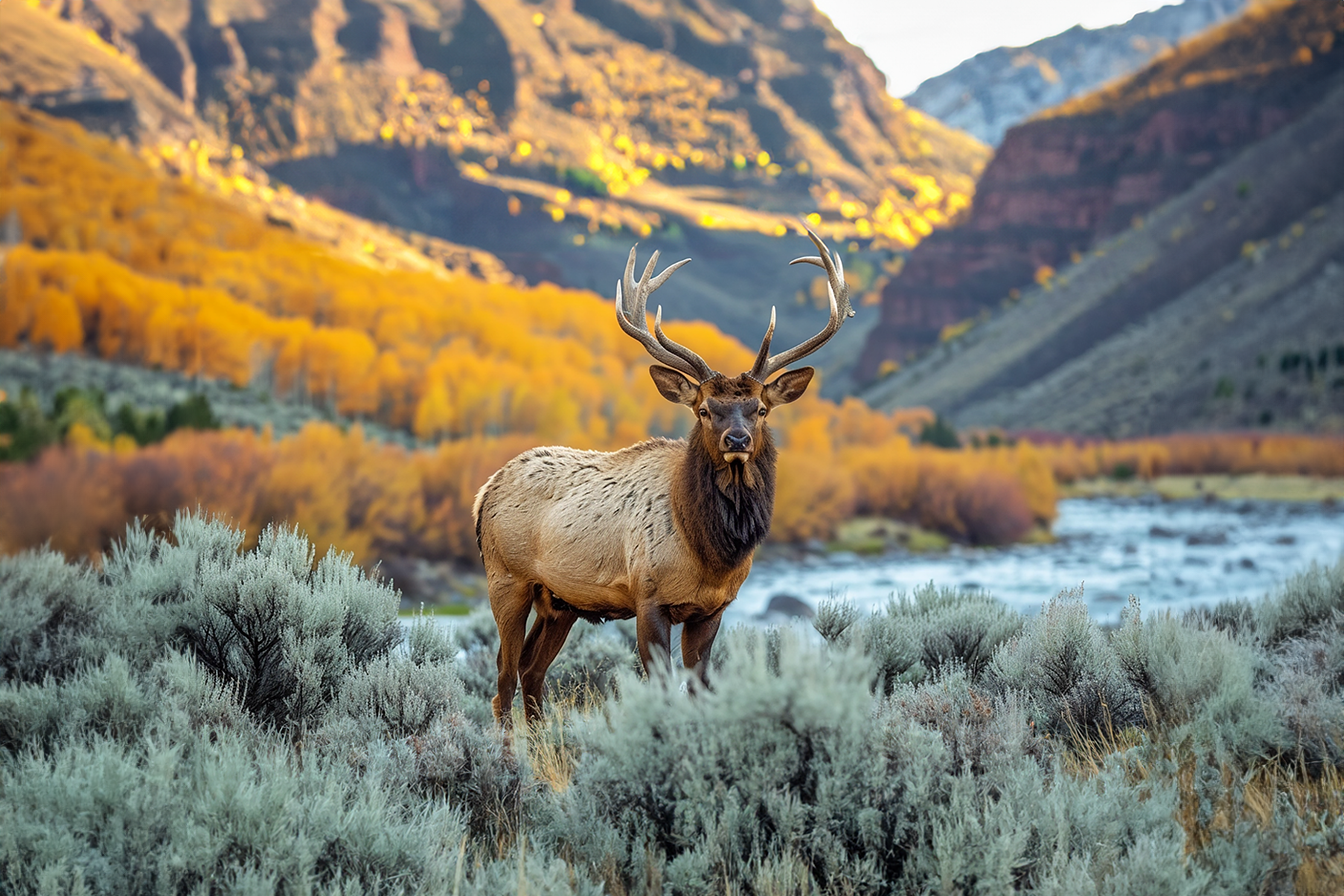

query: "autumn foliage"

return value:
[1035, 433, 1344, 482]
[0, 100, 1064, 560]
[0, 409, 1064, 563]
[1, 102, 1336, 570]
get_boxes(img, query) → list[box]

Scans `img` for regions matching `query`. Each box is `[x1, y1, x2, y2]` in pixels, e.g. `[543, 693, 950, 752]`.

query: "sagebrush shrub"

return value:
[0, 547, 100, 684]
[887, 584, 1024, 680]
[175, 523, 400, 734]
[988, 587, 1145, 740]
[884, 665, 1048, 774]
[1254, 561, 1344, 647]
[0, 654, 152, 754]
[1113, 601, 1283, 762]
[909, 758, 1190, 894]
[0, 731, 472, 894]
[550, 629, 933, 894]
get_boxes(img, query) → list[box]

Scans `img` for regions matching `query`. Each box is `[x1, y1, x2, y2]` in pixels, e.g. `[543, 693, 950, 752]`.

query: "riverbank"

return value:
[1062, 473, 1344, 502]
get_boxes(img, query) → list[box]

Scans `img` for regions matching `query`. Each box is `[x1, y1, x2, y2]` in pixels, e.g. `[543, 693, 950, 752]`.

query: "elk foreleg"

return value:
[635, 602, 674, 679]
[681, 610, 723, 687]
[519, 609, 577, 723]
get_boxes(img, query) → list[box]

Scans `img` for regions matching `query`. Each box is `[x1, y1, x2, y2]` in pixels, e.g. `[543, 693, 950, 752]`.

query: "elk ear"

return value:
[649, 365, 699, 406]
[763, 367, 814, 406]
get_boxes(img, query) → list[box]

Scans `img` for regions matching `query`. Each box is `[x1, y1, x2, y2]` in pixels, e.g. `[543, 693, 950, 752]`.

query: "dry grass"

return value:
[520, 685, 608, 794]
[1062, 700, 1344, 896]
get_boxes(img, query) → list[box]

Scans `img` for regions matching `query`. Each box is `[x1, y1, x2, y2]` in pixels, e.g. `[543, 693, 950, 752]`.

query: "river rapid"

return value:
[728, 496, 1344, 626]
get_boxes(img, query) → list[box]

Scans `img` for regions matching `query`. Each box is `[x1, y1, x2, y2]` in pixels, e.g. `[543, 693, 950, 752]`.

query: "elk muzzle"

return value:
[721, 427, 752, 462]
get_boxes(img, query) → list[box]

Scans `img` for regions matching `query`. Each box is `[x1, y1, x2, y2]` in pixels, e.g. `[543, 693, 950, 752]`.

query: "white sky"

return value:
[817, 0, 1178, 96]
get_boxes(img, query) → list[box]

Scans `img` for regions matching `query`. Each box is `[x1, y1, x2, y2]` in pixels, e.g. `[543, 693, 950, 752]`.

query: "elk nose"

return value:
[723, 430, 751, 452]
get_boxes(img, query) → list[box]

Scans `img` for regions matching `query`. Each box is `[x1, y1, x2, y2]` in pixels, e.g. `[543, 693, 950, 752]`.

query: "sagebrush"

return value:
[0, 514, 1340, 894]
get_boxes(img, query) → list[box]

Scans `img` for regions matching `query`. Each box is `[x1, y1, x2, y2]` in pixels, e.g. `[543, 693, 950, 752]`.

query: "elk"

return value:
[472, 227, 854, 725]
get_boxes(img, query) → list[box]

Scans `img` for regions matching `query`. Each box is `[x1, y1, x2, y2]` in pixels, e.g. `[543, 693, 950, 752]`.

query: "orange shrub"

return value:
[1037, 434, 1344, 481]
[0, 418, 1065, 563]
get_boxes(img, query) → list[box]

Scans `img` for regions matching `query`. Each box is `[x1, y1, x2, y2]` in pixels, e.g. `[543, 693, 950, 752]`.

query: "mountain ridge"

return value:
[905, 0, 1249, 146]
[859, 65, 1344, 434]
[856, 0, 1344, 396]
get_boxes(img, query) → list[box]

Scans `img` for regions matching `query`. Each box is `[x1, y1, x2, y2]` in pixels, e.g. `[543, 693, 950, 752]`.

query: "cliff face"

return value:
[905, 0, 1248, 147]
[856, 0, 1344, 386]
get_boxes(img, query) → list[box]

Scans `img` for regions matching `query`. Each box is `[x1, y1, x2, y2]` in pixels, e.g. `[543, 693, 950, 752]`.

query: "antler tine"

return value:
[748, 306, 776, 380]
[652, 306, 716, 381]
[750, 225, 854, 380]
[789, 225, 855, 321]
[614, 247, 716, 381]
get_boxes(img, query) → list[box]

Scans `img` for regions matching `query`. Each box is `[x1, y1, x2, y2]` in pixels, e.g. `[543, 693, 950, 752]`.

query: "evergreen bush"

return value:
[0, 547, 100, 683]
[174, 523, 401, 735]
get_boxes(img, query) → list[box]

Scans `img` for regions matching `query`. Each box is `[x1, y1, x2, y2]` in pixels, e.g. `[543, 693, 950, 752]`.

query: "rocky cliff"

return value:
[905, 0, 1248, 147]
[856, 0, 1344, 387]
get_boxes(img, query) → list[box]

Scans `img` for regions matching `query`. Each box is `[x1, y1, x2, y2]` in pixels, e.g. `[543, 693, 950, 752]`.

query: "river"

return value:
[727, 496, 1344, 626]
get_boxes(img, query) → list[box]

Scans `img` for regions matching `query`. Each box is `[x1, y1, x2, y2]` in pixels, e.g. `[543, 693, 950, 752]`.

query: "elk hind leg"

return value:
[489, 579, 535, 726]
[519, 599, 577, 723]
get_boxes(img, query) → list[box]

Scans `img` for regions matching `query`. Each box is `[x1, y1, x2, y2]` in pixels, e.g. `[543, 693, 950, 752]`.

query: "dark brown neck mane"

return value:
[672, 429, 777, 575]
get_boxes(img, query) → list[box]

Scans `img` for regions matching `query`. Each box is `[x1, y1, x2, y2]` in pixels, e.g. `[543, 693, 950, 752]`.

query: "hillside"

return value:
[855, 0, 1344, 399]
[0, 0, 988, 356]
[860, 79, 1344, 436]
[0, 1, 518, 284]
[906, 0, 1248, 146]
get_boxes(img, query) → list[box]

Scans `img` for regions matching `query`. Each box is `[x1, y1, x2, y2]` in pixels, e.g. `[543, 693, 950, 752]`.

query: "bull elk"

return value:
[473, 227, 854, 725]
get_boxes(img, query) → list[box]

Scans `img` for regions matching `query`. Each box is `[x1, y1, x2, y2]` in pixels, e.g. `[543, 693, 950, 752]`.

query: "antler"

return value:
[749, 225, 855, 381]
[615, 246, 718, 382]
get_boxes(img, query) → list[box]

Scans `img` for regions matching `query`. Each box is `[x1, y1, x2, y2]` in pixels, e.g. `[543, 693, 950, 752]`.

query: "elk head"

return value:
[615, 226, 854, 485]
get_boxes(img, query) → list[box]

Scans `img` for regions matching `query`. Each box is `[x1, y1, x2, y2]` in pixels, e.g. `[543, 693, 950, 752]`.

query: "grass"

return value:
[1062, 473, 1344, 502]
[829, 516, 951, 554]
[398, 602, 474, 618]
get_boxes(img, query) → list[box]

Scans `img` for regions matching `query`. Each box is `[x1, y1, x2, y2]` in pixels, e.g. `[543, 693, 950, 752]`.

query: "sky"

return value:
[817, 0, 1178, 96]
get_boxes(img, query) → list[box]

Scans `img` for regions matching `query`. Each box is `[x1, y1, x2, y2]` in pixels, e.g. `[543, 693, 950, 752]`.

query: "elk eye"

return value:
[758, 407, 768, 417]
[698, 408, 709, 418]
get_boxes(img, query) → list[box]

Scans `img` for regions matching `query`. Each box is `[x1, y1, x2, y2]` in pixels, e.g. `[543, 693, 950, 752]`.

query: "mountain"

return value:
[905, 0, 1249, 147]
[0, 1, 516, 284]
[855, 0, 1344, 389]
[0, 0, 988, 360]
[858, 0, 1344, 436]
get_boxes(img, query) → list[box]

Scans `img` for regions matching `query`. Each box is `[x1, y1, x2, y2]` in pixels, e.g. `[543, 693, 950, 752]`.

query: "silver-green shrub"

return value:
[885, 584, 1024, 680]
[884, 665, 1048, 774]
[550, 629, 927, 894]
[0, 731, 471, 894]
[1113, 602, 1281, 760]
[988, 587, 1145, 740]
[174, 523, 400, 735]
[816, 586, 1023, 695]
[0, 547, 101, 684]
[1253, 561, 1344, 648]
